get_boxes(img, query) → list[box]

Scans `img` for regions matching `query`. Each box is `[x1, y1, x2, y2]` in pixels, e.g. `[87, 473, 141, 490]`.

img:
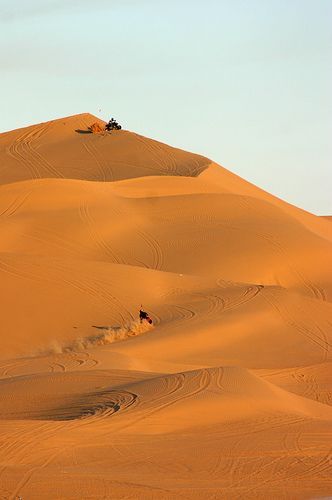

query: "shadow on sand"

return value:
[92, 325, 121, 331]
[75, 129, 92, 134]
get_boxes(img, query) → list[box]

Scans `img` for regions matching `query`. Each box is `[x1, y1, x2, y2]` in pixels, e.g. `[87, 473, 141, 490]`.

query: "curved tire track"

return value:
[79, 201, 124, 264]
[8, 125, 63, 179]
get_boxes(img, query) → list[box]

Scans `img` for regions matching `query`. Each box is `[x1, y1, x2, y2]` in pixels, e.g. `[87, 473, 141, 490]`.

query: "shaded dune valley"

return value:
[0, 113, 331, 499]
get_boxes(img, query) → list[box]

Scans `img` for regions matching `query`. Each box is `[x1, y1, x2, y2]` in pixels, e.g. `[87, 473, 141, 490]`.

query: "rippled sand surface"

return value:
[0, 114, 331, 499]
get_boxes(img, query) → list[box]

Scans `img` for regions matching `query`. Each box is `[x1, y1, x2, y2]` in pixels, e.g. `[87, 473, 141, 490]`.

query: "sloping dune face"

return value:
[0, 115, 331, 499]
[0, 113, 209, 183]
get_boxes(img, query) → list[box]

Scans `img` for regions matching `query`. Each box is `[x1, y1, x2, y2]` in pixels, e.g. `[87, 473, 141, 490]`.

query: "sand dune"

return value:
[0, 113, 209, 184]
[0, 114, 331, 499]
[1, 366, 331, 425]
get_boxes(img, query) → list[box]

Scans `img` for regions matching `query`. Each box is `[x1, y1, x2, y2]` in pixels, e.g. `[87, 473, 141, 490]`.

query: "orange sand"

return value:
[0, 113, 331, 499]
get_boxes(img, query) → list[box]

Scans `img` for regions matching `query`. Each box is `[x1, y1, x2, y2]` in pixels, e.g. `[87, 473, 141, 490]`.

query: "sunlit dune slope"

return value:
[0, 113, 209, 184]
[257, 361, 332, 406]
[1, 366, 331, 426]
[1, 178, 331, 278]
[1, 113, 331, 240]
[0, 114, 330, 365]
[0, 179, 332, 362]
[0, 114, 331, 499]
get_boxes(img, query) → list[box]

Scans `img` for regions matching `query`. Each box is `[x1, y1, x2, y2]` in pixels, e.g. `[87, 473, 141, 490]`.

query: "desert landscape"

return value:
[0, 113, 331, 499]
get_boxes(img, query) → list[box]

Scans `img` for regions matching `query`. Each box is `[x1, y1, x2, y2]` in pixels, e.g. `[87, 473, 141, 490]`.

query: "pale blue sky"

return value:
[1, 0, 331, 213]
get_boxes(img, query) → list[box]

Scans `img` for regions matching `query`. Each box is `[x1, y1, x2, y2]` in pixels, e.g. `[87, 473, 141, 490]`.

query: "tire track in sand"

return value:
[261, 289, 330, 362]
[215, 283, 264, 313]
[164, 284, 262, 329]
[8, 125, 63, 179]
[7, 129, 40, 179]
[133, 134, 170, 173]
[0, 191, 32, 218]
[79, 200, 124, 264]
[0, 420, 66, 486]
[136, 229, 164, 270]
[51, 272, 128, 325]
[81, 140, 109, 182]
[255, 231, 327, 303]
[115, 369, 213, 433]
[3, 386, 137, 499]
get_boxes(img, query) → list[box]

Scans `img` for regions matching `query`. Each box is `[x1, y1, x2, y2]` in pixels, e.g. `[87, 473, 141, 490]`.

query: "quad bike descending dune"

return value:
[139, 306, 153, 324]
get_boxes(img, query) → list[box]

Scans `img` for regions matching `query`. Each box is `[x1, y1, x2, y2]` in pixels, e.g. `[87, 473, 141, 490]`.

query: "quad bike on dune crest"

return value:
[105, 118, 122, 131]
[139, 307, 153, 324]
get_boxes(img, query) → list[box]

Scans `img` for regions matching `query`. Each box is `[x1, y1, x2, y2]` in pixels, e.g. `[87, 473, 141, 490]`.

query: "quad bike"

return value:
[105, 118, 122, 131]
[139, 308, 153, 324]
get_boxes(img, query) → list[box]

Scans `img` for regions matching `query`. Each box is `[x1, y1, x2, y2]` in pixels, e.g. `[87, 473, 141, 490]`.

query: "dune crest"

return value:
[0, 114, 331, 499]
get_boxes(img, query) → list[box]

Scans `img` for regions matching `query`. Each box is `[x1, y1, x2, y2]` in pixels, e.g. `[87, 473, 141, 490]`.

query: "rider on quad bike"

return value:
[139, 307, 152, 324]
